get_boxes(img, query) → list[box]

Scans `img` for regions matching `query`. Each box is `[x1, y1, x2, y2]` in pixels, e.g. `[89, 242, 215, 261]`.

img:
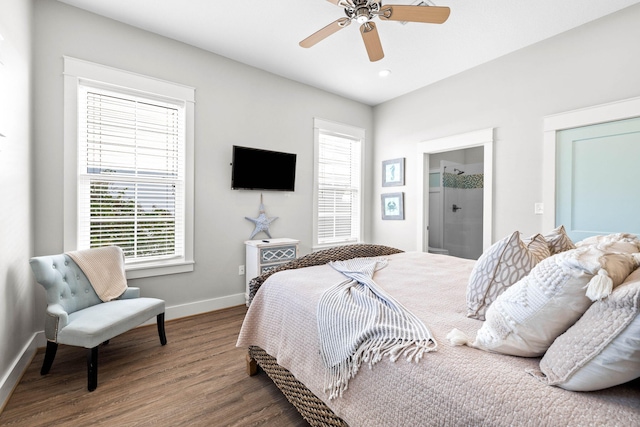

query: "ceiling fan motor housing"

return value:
[345, 0, 381, 24]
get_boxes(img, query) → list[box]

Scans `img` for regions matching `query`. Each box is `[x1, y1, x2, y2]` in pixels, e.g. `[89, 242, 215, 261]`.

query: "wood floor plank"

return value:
[0, 306, 309, 427]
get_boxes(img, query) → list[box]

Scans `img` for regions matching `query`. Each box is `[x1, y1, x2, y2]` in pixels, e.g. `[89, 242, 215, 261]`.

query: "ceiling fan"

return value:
[300, 0, 451, 62]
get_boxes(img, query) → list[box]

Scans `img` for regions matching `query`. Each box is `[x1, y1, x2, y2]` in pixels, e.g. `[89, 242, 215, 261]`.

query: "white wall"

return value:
[32, 0, 373, 322]
[0, 0, 35, 410]
[372, 4, 640, 251]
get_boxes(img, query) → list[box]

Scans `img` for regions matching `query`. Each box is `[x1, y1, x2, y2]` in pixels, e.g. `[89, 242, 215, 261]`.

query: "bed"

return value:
[237, 243, 640, 426]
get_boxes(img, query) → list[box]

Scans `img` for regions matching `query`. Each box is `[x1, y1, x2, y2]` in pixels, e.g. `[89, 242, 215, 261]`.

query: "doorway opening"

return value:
[416, 128, 494, 257]
[429, 148, 484, 259]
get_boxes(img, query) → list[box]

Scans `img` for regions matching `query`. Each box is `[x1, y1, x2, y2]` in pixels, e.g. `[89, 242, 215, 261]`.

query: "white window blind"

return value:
[316, 129, 362, 246]
[77, 85, 186, 263]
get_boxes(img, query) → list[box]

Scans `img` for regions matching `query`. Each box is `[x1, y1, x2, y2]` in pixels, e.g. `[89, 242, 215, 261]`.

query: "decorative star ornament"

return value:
[245, 194, 278, 239]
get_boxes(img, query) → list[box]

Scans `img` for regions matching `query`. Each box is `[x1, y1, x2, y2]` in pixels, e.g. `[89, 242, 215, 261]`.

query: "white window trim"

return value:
[63, 56, 195, 279]
[416, 128, 494, 252]
[312, 118, 365, 251]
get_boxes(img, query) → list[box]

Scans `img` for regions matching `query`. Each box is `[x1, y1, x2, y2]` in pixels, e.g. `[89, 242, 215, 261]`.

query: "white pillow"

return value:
[534, 267, 640, 391]
[576, 232, 640, 254]
[452, 247, 640, 357]
[466, 231, 537, 320]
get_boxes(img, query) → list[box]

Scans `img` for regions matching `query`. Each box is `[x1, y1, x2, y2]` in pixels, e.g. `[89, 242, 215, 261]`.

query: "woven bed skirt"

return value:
[249, 346, 347, 427]
[245, 244, 404, 426]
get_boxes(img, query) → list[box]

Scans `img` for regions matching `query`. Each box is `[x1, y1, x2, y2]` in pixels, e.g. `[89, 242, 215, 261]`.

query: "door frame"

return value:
[416, 128, 494, 252]
[542, 96, 640, 231]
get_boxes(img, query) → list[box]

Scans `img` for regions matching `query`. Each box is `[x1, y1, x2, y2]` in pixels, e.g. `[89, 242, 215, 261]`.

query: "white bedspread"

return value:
[237, 252, 640, 426]
[319, 257, 436, 399]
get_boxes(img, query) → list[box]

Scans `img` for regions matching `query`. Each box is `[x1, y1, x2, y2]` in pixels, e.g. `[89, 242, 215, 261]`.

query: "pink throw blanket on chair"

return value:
[66, 246, 128, 302]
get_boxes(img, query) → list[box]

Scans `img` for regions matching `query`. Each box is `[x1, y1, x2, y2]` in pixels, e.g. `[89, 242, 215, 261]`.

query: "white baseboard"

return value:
[141, 293, 246, 325]
[167, 293, 246, 320]
[0, 294, 245, 411]
[0, 332, 46, 413]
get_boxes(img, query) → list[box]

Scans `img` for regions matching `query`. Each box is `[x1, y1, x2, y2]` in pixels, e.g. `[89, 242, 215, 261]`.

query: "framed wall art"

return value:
[381, 192, 404, 220]
[382, 157, 405, 187]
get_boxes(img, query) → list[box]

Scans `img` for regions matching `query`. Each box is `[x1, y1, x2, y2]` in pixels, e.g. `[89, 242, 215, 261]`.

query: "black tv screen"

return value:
[231, 145, 297, 191]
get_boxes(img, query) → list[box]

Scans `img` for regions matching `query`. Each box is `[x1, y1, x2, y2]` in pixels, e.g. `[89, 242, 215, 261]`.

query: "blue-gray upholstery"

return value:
[30, 251, 166, 391]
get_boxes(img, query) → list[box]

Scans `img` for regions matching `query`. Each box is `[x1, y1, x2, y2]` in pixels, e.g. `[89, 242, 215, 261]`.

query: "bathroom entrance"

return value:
[428, 148, 484, 259]
[416, 128, 493, 258]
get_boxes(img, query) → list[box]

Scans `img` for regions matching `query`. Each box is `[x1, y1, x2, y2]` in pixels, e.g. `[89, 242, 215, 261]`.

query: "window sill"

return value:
[125, 259, 195, 279]
[312, 241, 361, 252]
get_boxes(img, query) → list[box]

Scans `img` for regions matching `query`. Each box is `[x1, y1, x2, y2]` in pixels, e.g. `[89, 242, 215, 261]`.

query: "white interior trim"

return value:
[542, 96, 640, 231]
[140, 294, 246, 325]
[312, 117, 365, 250]
[62, 57, 195, 278]
[416, 128, 494, 252]
[0, 332, 45, 412]
[63, 56, 195, 102]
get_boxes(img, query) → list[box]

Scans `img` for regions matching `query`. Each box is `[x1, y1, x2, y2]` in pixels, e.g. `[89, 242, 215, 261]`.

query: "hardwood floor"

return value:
[0, 306, 309, 426]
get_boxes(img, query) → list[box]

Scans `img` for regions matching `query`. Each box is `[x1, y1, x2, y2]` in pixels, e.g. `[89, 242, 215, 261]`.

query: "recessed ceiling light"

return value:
[379, 69, 392, 78]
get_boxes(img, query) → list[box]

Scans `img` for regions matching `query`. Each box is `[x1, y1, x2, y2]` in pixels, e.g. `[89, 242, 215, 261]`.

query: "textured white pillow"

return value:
[461, 247, 640, 357]
[535, 267, 640, 391]
[466, 231, 537, 320]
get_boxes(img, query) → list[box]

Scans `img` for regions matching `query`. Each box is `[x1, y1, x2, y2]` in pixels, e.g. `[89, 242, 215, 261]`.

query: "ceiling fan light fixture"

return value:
[301, 0, 450, 62]
[352, 3, 374, 24]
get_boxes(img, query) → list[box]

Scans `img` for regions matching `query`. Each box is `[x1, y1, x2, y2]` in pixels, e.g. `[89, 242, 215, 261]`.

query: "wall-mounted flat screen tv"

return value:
[231, 145, 297, 191]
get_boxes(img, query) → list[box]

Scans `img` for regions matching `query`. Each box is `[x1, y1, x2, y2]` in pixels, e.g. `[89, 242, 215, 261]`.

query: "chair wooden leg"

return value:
[87, 346, 98, 392]
[41, 341, 58, 375]
[157, 313, 167, 345]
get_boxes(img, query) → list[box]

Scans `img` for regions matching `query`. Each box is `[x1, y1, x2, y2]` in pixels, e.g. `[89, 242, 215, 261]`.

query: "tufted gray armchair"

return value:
[30, 250, 167, 391]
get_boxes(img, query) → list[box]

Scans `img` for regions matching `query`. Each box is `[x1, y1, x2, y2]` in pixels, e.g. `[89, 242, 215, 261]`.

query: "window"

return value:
[64, 57, 195, 278]
[313, 118, 364, 248]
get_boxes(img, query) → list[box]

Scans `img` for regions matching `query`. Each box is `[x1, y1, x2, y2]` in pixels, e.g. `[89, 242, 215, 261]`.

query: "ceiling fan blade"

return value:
[300, 18, 351, 48]
[327, 0, 354, 6]
[360, 22, 384, 62]
[379, 5, 451, 24]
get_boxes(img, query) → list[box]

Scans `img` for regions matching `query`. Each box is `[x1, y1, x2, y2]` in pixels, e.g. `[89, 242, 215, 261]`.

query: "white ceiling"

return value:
[57, 0, 640, 106]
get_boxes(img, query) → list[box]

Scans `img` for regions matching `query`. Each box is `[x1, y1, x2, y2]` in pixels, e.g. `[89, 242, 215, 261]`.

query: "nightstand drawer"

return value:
[260, 262, 289, 275]
[245, 238, 299, 306]
[260, 245, 297, 264]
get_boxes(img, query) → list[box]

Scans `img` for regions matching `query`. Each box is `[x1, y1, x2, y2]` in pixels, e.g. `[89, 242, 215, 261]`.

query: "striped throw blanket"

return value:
[318, 257, 437, 399]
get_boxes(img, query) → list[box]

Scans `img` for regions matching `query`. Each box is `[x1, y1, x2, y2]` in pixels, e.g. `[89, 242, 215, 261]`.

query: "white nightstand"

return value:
[244, 238, 299, 305]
